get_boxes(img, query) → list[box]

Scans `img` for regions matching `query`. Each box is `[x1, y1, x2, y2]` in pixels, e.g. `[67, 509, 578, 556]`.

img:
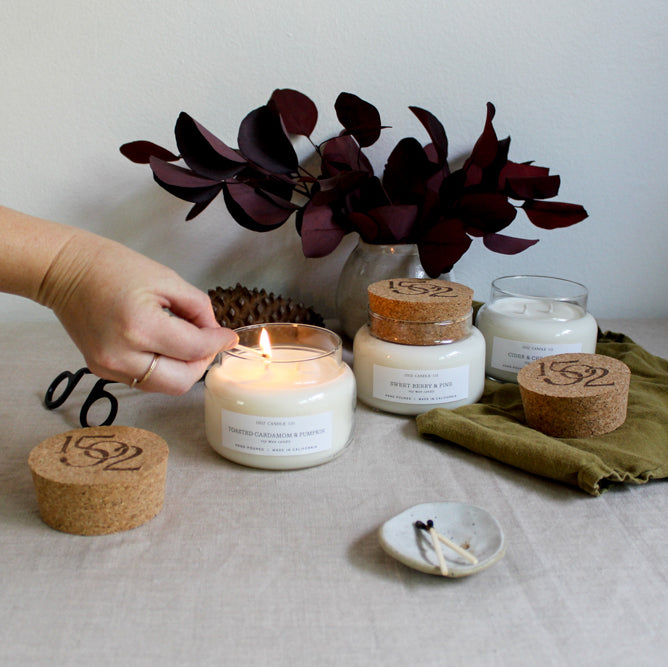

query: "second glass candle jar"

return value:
[353, 278, 486, 415]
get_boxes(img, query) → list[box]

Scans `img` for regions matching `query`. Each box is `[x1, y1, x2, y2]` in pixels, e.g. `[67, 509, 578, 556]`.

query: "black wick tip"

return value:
[426, 519, 434, 528]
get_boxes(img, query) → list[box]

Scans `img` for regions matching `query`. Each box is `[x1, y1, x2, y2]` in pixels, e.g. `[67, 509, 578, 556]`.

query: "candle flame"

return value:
[259, 328, 272, 360]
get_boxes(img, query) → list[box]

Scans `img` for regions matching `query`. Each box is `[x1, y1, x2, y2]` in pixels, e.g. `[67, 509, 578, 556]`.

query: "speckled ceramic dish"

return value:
[378, 502, 506, 578]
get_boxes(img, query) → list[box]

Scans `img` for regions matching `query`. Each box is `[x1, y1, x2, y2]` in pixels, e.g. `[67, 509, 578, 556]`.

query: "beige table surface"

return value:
[1, 319, 667, 666]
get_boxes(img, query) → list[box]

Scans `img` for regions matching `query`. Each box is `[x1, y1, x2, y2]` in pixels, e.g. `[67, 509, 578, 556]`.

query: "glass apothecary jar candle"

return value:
[353, 278, 486, 415]
[205, 323, 356, 470]
[475, 275, 598, 383]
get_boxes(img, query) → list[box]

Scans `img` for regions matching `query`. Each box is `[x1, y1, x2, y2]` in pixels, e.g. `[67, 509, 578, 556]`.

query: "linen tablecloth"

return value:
[1, 319, 667, 666]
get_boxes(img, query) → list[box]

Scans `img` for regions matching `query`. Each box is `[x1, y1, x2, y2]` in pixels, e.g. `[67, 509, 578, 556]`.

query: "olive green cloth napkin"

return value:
[416, 331, 668, 495]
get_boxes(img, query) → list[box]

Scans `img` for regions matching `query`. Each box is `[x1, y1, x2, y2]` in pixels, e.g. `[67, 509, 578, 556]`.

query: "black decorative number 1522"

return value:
[387, 279, 455, 298]
[59, 433, 143, 471]
[538, 359, 615, 388]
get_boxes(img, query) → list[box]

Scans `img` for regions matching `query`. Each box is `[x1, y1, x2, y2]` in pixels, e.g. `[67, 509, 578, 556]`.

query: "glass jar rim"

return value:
[355, 240, 419, 255]
[491, 275, 589, 302]
[225, 323, 342, 363]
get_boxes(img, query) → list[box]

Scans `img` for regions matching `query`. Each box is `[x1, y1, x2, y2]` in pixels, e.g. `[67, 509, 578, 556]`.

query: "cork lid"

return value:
[28, 426, 169, 535]
[367, 278, 473, 345]
[518, 353, 631, 438]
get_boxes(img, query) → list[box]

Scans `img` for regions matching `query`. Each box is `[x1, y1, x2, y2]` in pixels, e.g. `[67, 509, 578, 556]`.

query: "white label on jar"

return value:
[372, 365, 469, 404]
[220, 409, 332, 456]
[490, 337, 583, 373]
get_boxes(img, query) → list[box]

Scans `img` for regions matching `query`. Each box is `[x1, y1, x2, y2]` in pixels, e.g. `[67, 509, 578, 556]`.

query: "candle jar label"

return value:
[490, 337, 583, 374]
[371, 364, 470, 405]
[220, 409, 333, 457]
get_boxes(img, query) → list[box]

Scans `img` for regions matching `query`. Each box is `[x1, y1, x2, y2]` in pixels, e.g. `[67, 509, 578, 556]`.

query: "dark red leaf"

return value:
[351, 205, 418, 244]
[457, 192, 517, 233]
[175, 113, 246, 180]
[150, 157, 222, 204]
[438, 168, 467, 208]
[310, 171, 369, 206]
[222, 182, 294, 232]
[297, 203, 347, 257]
[423, 162, 448, 211]
[347, 212, 379, 243]
[151, 176, 221, 205]
[237, 105, 298, 174]
[467, 102, 498, 169]
[522, 200, 588, 229]
[383, 138, 435, 204]
[500, 161, 549, 182]
[120, 141, 178, 164]
[321, 135, 374, 176]
[269, 89, 318, 137]
[347, 176, 391, 212]
[235, 167, 296, 203]
[149, 156, 219, 188]
[464, 163, 483, 188]
[483, 233, 539, 254]
[252, 185, 298, 212]
[409, 106, 448, 165]
[360, 205, 418, 243]
[476, 135, 511, 191]
[186, 197, 217, 221]
[334, 92, 382, 147]
[417, 218, 472, 277]
[505, 174, 561, 200]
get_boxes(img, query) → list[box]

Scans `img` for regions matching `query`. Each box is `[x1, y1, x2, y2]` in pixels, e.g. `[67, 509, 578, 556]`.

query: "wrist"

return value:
[36, 228, 103, 312]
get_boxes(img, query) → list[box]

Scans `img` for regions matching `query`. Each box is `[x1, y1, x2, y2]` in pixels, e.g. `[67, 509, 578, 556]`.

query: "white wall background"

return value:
[1, 0, 666, 322]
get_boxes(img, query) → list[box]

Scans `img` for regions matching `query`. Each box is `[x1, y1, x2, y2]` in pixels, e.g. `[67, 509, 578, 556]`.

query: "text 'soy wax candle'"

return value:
[353, 278, 486, 415]
[205, 323, 356, 470]
[475, 275, 598, 383]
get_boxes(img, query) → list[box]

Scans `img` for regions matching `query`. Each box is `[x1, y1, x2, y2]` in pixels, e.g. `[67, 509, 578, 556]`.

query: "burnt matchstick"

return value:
[416, 520, 479, 567]
[231, 344, 271, 359]
[415, 520, 448, 575]
[426, 520, 478, 564]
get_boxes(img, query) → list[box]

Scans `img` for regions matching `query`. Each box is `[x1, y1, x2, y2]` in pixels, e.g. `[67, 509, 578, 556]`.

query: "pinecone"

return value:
[209, 283, 325, 329]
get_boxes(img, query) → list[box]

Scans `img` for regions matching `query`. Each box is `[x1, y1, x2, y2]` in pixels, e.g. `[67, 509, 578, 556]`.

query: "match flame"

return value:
[259, 328, 272, 360]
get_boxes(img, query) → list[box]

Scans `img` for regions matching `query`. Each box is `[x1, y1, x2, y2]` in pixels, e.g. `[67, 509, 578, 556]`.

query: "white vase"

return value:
[335, 239, 451, 340]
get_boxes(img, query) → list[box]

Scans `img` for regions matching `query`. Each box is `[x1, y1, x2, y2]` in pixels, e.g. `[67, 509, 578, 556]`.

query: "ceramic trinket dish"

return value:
[379, 501, 505, 578]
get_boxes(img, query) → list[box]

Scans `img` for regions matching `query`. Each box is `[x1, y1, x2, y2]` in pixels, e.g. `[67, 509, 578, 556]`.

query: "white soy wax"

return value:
[205, 324, 356, 470]
[476, 275, 598, 383]
[353, 278, 486, 415]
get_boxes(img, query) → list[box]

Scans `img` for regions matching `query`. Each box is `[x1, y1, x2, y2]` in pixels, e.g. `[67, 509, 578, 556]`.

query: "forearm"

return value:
[0, 204, 237, 394]
[0, 205, 86, 304]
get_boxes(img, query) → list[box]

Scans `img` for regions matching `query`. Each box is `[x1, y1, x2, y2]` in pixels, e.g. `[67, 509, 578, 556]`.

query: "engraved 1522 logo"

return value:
[387, 279, 456, 298]
[58, 433, 144, 471]
[538, 359, 615, 388]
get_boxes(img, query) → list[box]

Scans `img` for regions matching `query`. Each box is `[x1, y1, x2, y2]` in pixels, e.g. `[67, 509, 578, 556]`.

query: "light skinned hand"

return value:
[40, 231, 238, 395]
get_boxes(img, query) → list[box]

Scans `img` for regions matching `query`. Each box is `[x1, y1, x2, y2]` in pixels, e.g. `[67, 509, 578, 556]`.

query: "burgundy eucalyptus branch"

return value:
[121, 90, 587, 277]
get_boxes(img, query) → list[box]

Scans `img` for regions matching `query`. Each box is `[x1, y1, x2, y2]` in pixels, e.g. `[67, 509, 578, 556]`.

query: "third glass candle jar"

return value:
[475, 275, 598, 383]
[353, 278, 485, 415]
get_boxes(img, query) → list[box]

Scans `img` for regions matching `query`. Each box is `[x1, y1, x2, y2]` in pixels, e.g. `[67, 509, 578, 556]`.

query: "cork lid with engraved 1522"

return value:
[28, 426, 168, 535]
[367, 278, 474, 345]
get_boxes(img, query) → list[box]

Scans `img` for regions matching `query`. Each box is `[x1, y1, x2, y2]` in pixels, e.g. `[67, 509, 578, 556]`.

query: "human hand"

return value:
[40, 231, 238, 395]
